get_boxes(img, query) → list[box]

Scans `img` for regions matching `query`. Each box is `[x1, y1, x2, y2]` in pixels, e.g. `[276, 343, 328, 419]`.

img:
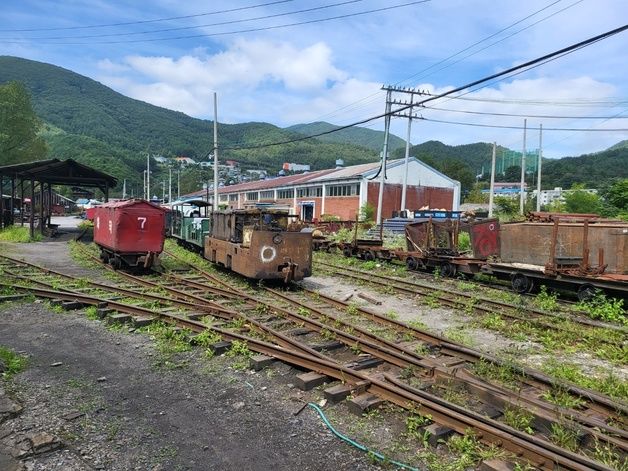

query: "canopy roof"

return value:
[0, 159, 117, 188]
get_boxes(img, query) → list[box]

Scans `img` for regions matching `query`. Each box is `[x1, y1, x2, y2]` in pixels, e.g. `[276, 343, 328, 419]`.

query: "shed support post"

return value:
[20, 179, 24, 226]
[30, 179, 35, 239]
[0, 173, 4, 230]
[47, 182, 52, 226]
[10, 176, 15, 226]
[39, 180, 44, 235]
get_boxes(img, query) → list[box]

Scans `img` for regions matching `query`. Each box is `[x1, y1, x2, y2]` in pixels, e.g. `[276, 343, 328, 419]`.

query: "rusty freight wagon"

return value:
[482, 218, 628, 299]
[398, 218, 500, 277]
[204, 209, 312, 282]
[93, 200, 166, 269]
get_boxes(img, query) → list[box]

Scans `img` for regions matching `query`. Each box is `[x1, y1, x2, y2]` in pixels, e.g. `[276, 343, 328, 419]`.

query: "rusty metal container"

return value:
[499, 222, 628, 274]
[93, 200, 166, 254]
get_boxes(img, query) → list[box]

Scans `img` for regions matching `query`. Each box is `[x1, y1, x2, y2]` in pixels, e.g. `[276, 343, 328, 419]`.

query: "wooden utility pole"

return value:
[168, 167, 172, 203]
[519, 118, 527, 215]
[401, 93, 414, 211]
[213, 92, 219, 208]
[146, 153, 151, 201]
[536, 124, 543, 212]
[488, 142, 497, 218]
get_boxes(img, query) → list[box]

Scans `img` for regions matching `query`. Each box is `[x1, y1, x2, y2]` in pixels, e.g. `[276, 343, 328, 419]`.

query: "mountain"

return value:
[0, 56, 379, 192]
[286, 121, 406, 153]
[392, 139, 628, 193]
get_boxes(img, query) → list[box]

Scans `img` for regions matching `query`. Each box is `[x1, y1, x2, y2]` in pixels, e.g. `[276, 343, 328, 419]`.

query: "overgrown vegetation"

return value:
[0, 226, 42, 243]
[0, 345, 28, 379]
[576, 292, 626, 325]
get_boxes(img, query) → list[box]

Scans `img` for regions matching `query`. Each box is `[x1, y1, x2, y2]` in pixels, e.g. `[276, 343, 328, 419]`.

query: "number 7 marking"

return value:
[138, 217, 147, 229]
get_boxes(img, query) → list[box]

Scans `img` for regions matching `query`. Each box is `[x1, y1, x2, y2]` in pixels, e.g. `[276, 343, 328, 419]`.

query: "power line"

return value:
[0, 0, 296, 32]
[420, 91, 628, 107]
[311, 0, 582, 124]
[1, 1, 430, 45]
[3, 0, 366, 41]
[221, 24, 628, 150]
[420, 105, 627, 120]
[418, 117, 628, 131]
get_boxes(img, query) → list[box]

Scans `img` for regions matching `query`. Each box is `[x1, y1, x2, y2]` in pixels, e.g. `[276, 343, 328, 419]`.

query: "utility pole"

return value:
[401, 93, 414, 211]
[488, 142, 497, 218]
[376, 87, 392, 225]
[161, 181, 165, 202]
[122, 179, 127, 199]
[536, 124, 543, 212]
[177, 170, 180, 200]
[146, 153, 151, 201]
[519, 118, 527, 215]
[213, 92, 219, 209]
[168, 167, 172, 203]
[142, 170, 146, 200]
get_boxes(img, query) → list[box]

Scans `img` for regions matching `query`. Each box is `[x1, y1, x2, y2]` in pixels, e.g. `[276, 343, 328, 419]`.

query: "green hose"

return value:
[306, 403, 419, 471]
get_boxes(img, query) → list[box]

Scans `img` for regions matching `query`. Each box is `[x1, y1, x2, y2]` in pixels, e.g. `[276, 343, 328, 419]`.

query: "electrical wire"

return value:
[419, 105, 627, 120]
[4, 0, 366, 41]
[417, 117, 628, 131]
[221, 24, 628, 150]
[0, 0, 296, 32]
[0, 1, 430, 45]
[419, 92, 628, 107]
[312, 0, 582, 124]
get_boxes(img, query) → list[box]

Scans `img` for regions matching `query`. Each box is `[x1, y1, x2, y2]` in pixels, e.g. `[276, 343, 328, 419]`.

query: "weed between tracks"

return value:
[0, 345, 28, 379]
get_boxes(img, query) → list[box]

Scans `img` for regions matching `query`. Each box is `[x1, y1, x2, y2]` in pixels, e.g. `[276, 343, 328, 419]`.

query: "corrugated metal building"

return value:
[187, 158, 460, 221]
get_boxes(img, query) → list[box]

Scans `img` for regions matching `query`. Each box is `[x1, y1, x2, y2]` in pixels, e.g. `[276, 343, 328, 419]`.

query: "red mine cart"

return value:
[93, 200, 166, 269]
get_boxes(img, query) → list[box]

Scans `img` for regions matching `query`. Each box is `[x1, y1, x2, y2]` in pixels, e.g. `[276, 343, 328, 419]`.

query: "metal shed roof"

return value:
[0, 158, 117, 188]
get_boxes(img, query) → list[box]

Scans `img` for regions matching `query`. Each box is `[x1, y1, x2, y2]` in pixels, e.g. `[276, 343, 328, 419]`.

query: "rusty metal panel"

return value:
[469, 219, 500, 259]
[499, 222, 628, 274]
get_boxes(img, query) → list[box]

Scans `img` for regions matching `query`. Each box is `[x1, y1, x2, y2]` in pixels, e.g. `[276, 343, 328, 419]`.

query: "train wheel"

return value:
[441, 262, 457, 278]
[364, 251, 375, 262]
[343, 248, 353, 258]
[511, 273, 533, 294]
[577, 283, 597, 301]
[406, 257, 418, 271]
[110, 257, 122, 270]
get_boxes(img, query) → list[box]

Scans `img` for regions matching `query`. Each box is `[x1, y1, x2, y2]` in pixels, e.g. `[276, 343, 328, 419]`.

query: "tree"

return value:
[563, 184, 601, 214]
[503, 165, 522, 182]
[0, 81, 47, 164]
[464, 182, 489, 204]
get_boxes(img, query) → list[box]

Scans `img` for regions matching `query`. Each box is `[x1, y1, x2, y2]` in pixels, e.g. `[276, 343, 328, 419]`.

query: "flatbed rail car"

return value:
[396, 217, 500, 277]
[205, 209, 312, 282]
[170, 199, 212, 252]
[93, 199, 166, 269]
[482, 218, 628, 300]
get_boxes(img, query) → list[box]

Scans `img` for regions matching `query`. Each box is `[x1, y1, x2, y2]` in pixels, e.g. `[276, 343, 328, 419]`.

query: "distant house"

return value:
[152, 155, 169, 164]
[175, 157, 197, 166]
[283, 162, 311, 172]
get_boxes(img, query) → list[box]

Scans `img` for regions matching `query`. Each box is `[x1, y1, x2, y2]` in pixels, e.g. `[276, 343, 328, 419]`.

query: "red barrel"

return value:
[93, 200, 166, 254]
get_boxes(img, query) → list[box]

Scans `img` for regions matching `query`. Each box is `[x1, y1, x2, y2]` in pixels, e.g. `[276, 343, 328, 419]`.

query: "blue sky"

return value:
[2, 0, 627, 160]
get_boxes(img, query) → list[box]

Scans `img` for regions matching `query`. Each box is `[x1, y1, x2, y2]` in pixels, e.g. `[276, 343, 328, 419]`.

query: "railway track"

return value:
[315, 260, 628, 340]
[1, 249, 626, 470]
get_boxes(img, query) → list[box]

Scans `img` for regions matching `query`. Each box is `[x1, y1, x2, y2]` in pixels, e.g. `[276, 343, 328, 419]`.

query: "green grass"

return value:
[576, 292, 626, 325]
[541, 359, 627, 400]
[0, 226, 42, 242]
[0, 346, 28, 379]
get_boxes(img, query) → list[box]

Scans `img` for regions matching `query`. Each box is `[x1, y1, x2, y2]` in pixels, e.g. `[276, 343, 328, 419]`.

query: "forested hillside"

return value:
[287, 121, 405, 152]
[0, 56, 379, 192]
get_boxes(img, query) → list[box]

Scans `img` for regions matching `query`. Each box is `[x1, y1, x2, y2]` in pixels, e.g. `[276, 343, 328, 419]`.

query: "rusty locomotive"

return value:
[170, 204, 312, 282]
